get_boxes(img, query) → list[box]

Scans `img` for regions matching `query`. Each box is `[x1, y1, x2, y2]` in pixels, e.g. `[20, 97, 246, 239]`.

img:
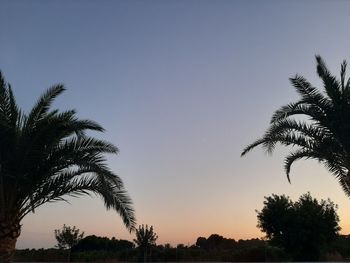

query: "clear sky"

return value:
[1, 0, 350, 249]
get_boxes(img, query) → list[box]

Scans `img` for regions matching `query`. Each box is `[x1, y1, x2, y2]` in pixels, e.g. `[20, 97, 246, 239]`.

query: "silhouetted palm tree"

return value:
[242, 56, 350, 197]
[134, 224, 158, 262]
[0, 72, 136, 262]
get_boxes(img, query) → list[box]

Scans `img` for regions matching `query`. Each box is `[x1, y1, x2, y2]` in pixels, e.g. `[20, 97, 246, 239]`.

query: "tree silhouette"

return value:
[134, 224, 158, 262]
[72, 235, 134, 252]
[0, 71, 136, 262]
[257, 193, 340, 260]
[242, 56, 350, 197]
[54, 224, 84, 262]
[196, 234, 236, 250]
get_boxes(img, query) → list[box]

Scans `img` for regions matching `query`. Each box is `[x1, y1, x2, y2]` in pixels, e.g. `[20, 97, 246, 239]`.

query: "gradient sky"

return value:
[1, 0, 350, 249]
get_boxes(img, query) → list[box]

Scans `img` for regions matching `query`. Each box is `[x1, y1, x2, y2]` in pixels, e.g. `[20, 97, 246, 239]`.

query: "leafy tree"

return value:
[196, 234, 236, 250]
[0, 72, 136, 262]
[55, 224, 84, 261]
[242, 56, 350, 197]
[257, 193, 340, 260]
[134, 224, 158, 262]
[72, 235, 134, 252]
[196, 237, 207, 249]
[55, 224, 84, 249]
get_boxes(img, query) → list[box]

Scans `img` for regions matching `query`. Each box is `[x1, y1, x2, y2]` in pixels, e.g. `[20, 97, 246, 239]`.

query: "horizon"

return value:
[1, 0, 350, 249]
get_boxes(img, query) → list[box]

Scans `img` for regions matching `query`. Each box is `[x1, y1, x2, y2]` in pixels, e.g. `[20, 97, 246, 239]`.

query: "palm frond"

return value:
[316, 55, 342, 104]
[340, 60, 347, 92]
[270, 102, 327, 125]
[7, 85, 19, 128]
[20, 174, 136, 231]
[26, 85, 65, 127]
[284, 149, 319, 183]
[241, 138, 266, 156]
[242, 56, 350, 198]
[0, 73, 135, 233]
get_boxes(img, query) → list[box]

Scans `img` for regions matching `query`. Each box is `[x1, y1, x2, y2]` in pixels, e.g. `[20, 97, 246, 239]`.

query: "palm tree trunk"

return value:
[0, 219, 21, 263]
[143, 248, 147, 262]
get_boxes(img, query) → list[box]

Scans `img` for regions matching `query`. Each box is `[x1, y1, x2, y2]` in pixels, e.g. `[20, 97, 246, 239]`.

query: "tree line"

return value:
[14, 193, 350, 262]
[13, 234, 350, 262]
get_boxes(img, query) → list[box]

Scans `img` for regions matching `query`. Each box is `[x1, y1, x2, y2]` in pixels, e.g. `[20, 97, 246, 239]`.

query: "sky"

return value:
[1, 0, 350, 249]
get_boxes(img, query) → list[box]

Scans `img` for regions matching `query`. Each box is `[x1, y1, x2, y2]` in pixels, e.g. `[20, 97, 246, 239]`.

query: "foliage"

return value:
[196, 234, 236, 250]
[134, 224, 158, 248]
[333, 235, 350, 259]
[134, 224, 158, 261]
[12, 234, 296, 262]
[257, 193, 340, 260]
[71, 249, 136, 262]
[13, 248, 68, 262]
[72, 235, 134, 251]
[71, 235, 135, 261]
[54, 224, 84, 250]
[0, 71, 135, 262]
[242, 56, 350, 197]
[152, 237, 287, 262]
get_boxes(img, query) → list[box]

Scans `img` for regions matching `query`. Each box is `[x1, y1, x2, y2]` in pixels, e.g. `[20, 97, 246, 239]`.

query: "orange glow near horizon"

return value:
[17, 160, 350, 248]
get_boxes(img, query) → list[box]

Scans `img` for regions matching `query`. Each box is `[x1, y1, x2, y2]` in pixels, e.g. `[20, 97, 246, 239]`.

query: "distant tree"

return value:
[257, 193, 340, 260]
[196, 234, 236, 250]
[54, 224, 84, 262]
[206, 234, 225, 250]
[196, 237, 207, 249]
[72, 235, 134, 252]
[177, 243, 185, 249]
[134, 224, 158, 262]
[242, 56, 350, 198]
[236, 238, 265, 249]
[73, 235, 108, 251]
[116, 239, 136, 251]
[164, 243, 172, 249]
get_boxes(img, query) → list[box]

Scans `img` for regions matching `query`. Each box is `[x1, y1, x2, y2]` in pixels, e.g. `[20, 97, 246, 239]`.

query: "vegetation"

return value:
[54, 224, 84, 261]
[334, 234, 350, 259]
[257, 193, 340, 260]
[15, 233, 350, 262]
[196, 234, 236, 250]
[0, 72, 136, 262]
[55, 225, 84, 250]
[14, 234, 289, 262]
[134, 224, 158, 262]
[72, 235, 135, 262]
[72, 235, 135, 252]
[242, 56, 350, 197]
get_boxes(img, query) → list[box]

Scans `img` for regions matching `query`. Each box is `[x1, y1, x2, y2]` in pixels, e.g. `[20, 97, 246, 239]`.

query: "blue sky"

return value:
[1, 0, 350, 248]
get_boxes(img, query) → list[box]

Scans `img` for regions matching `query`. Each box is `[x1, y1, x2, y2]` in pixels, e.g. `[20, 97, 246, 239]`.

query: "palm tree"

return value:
[242, 56, 350, 197]
[0, 72, 136, 262]
[133, 224, 158, 262]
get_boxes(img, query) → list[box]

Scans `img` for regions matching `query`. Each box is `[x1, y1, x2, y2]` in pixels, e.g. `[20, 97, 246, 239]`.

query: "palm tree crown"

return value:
[134, 224, 158, 262]
[0, 71, 136, 262]
[242, 56, 350, 197]
[133, 224, 158, 248]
